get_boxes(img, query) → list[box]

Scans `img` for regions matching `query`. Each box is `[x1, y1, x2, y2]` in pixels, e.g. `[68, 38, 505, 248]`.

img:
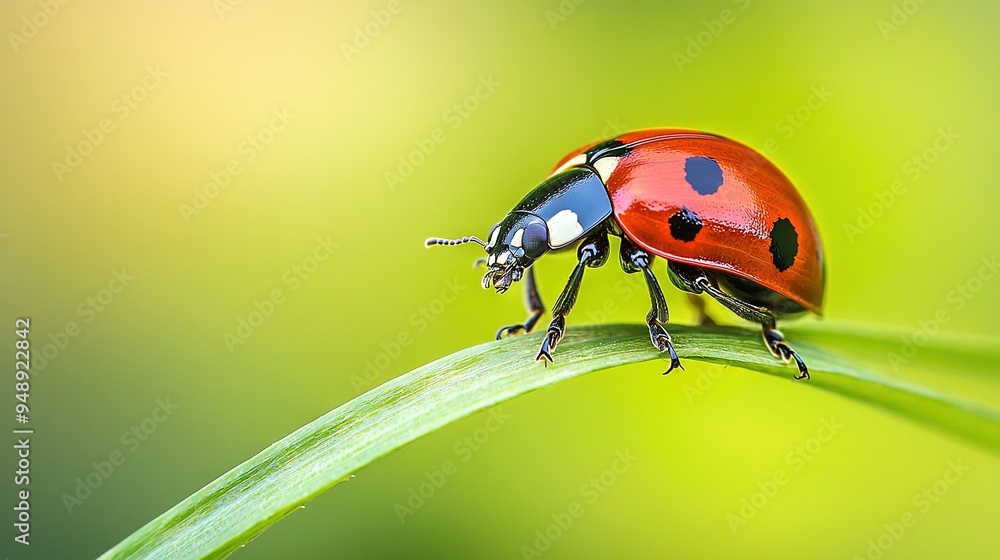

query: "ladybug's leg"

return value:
[620, 240, 683, 374]
[762, 325, 810, 380]
[667, 263, 718, 324]
[496, 267, 545, 339]
[668, 262, 809, 380]
[667, 263, 774, 325]
[535, 232, 609, 363]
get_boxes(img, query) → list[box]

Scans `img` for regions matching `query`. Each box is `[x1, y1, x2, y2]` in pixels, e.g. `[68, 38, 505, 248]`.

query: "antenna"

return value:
[424, 236, 486, 248]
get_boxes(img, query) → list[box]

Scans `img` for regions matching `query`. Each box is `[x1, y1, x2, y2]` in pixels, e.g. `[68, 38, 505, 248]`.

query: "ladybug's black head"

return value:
[478, 212, 550, 293]
[426, 166, 613, 294]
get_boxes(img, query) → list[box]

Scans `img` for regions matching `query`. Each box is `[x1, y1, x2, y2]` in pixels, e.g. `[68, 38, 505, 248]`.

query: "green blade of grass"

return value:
[99, 323, 1000, 559]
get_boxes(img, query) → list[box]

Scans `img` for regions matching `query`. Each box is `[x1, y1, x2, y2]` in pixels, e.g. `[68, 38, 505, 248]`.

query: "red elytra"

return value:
[551, 129, 825, 314]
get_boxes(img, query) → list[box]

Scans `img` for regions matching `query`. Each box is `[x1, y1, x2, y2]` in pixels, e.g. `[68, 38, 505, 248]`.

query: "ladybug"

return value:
[427, 129, 824, 379]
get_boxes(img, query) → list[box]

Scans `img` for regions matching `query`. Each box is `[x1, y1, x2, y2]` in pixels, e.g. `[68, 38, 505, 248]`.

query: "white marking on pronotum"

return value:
[510, 228, 524, 247]
[547, 209, 584, 247]
[487, 226, 500, 250]
[592, 156, 620, 183]
[497, 250, 510, 265]
[551, 153, 587, 176]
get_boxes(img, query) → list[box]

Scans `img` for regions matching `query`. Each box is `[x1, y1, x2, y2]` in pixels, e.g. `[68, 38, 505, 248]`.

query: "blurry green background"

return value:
[2, 0, 999, 558]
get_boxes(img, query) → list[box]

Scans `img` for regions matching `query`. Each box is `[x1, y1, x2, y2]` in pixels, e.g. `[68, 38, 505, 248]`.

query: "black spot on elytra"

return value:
[668, 207, 703, 242]
[684, 156, 723, 195]
[769, 218, 798, 272]
[585, 138, 631, 162]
